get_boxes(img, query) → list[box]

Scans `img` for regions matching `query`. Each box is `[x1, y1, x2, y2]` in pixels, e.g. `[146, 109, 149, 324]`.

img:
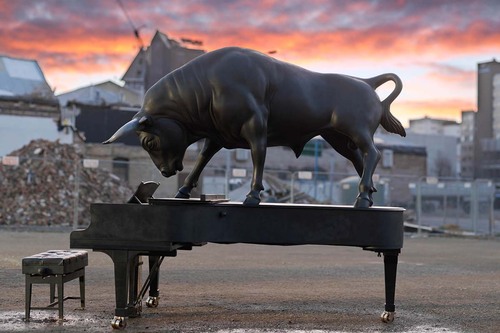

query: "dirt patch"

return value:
[0, 232, 499, 332]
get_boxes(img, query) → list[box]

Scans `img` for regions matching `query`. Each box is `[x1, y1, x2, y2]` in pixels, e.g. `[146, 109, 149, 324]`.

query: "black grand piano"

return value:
[70, 182, 404, 329]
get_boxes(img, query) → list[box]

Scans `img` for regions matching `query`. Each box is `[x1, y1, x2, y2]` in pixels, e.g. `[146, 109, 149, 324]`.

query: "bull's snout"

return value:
[161, 168, 175, 177]
[160, 161, 184, 177]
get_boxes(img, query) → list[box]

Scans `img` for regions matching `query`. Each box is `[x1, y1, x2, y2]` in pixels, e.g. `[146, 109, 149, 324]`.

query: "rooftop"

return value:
[0, 55, 55, 100]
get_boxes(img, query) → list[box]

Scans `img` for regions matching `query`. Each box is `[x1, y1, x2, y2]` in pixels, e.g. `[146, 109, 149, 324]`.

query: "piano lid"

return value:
[71, 200, 404, 251]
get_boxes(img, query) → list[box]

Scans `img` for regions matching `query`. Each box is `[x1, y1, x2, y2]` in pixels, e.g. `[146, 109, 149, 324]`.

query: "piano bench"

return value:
[22, 250, 88, 321]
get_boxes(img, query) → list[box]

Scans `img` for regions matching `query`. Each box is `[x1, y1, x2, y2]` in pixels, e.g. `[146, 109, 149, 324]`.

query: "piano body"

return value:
[70, 187, 404, 329]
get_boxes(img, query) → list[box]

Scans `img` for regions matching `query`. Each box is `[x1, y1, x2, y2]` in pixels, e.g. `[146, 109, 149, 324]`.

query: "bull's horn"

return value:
[102, 117, 140, 144]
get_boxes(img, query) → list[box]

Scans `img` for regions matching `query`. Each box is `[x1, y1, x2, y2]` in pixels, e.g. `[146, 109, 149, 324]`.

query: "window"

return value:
[235, 149, 249, 161]
[382, 149, 394, 168]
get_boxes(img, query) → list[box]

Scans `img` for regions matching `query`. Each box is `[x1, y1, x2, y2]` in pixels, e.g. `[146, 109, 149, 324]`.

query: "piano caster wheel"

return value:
[111, 316, 127, 329]
[146, 296, 159, 308]
[381, 311, 395, 323]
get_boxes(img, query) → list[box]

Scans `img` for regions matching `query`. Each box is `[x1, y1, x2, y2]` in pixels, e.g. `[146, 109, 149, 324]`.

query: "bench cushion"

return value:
[22, 250, 88, 275]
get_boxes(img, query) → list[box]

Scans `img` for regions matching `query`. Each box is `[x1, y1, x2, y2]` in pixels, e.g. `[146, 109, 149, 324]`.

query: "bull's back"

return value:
[166, 47, 381, 145]
[207, 48, 380, 142]
[268, 70, 371, 136]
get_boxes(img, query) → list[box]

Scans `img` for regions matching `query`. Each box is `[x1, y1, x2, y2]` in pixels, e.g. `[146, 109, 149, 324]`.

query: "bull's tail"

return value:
[364, 73, 406, 137]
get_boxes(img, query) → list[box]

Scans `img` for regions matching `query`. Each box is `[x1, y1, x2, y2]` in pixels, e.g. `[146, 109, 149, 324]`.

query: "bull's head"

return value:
[103, 115, 188, 177]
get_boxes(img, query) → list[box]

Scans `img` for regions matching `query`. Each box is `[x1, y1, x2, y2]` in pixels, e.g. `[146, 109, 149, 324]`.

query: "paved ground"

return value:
[0, 231, 499, 333]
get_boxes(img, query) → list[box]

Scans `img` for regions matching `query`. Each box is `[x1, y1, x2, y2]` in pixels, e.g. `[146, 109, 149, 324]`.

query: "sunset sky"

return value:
[1, 0, 499, 126]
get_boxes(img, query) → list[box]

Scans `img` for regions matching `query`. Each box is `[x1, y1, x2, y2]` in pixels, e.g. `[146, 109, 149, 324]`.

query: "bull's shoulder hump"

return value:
[199, 47, 261, 62]
[216, 47, 273, 65]
[203, 48, 279, 79]
[197, 47, 318, 77]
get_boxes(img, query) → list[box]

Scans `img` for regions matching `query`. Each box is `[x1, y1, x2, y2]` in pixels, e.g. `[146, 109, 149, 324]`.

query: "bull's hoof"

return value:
[175, 187, 191, 199]
[243, 195, 261, 206]
[354, 196, 372, 208]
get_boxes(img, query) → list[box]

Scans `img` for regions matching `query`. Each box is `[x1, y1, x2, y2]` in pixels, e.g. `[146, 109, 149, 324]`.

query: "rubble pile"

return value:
[0, 139, 133, 226]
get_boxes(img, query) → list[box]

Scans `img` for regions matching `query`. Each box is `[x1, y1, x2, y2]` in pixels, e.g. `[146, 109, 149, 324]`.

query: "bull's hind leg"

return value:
[322, 132, 378, 199]
[353, 135, 381, 208]
[176, 139, 222, 198]
[321, 131, 363, 177]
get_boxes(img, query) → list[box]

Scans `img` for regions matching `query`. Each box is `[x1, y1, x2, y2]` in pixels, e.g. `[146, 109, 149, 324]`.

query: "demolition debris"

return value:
[0, 139, 132, 226]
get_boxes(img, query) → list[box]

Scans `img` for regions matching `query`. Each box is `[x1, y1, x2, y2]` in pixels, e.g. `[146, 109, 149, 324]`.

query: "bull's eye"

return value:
[142, 136, 160, 151]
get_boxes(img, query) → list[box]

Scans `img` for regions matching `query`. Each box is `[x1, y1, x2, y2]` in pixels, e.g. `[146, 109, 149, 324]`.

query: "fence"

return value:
[1, 155, 498, 236]
[408, 177, 496, 236]
[201, 167, 415, 206]
[204, 168, 499, 235]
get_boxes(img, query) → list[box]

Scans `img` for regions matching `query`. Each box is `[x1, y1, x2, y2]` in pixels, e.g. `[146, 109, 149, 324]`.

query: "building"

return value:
[122, 31, 205, 98]
[57, 81, 141, 107]
[406, 133, 459, 177]
[460, 110, 476, 178]
[0, 55, 69, 156]
[406, 117, 460, 178]
[474, 59, 500, 179]
[408, 116, 460, 136]
[0, 55, 54, 99]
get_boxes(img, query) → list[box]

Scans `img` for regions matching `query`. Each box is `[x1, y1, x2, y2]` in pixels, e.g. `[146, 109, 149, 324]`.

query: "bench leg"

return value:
[79, 271, 85, 309]
[50, 283, 56, 303]
[25, 278, 32, 321]
[58, 276, 64, 320]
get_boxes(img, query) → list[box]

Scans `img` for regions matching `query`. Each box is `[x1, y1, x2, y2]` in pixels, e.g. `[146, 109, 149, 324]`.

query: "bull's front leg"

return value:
[175, 139, 221, 199]
[241, 117, 267, 206]
[244, 141, 266, 206]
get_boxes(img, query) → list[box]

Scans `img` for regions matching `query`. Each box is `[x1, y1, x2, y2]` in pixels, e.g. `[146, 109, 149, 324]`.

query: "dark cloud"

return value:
[4, 0, 497, 59]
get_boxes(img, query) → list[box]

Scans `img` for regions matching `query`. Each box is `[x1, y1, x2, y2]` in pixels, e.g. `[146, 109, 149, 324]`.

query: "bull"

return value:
[104, 47, 405, 207]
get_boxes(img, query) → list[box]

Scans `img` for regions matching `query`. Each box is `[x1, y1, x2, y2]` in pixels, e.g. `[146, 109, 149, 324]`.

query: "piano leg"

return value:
[381, 250, 399, 323]
[146, 256, 160, 308]
[102, 250, 143, 329]
[128, 255, 143, 317]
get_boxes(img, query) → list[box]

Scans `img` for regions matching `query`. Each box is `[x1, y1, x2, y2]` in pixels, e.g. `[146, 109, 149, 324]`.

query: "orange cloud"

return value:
[2, 0, 498, 122]
[396, 98, 476, 127]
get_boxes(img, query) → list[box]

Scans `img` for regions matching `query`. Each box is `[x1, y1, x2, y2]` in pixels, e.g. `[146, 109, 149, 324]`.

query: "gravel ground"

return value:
[0, 231, 499, 333]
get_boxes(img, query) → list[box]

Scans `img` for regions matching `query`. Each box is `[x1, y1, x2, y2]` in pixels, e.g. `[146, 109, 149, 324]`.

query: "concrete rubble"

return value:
[0, 139, 132, 226]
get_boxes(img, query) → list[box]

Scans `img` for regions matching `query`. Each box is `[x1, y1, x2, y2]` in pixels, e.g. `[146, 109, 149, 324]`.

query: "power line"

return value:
[116, 0, 144, 49]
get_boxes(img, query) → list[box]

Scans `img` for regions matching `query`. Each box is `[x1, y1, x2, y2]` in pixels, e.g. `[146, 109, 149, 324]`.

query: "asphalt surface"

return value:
[0, 231, 499, 333]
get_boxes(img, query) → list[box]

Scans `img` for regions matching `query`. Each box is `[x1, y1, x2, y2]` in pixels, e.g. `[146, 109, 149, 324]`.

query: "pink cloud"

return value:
[1, 0, 497, 122]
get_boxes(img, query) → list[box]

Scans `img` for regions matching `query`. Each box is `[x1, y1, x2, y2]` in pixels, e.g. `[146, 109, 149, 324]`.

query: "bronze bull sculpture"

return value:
[104, 47, 405, 207]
